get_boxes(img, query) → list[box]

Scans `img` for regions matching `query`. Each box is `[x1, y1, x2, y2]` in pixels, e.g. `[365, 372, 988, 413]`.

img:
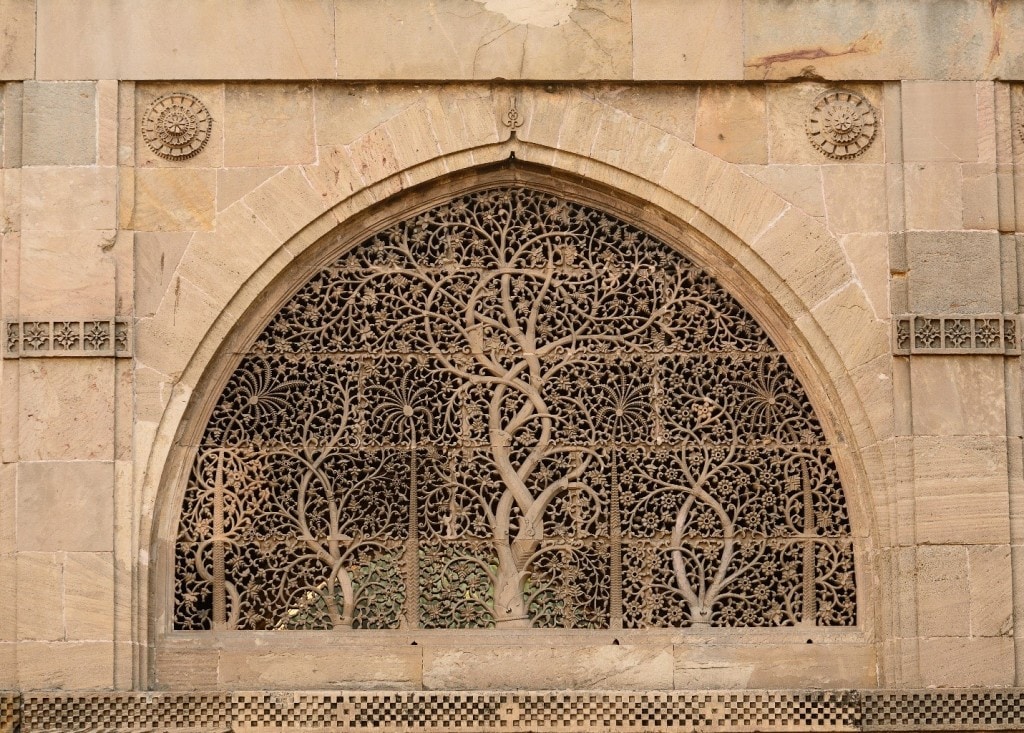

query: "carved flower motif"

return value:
[806, 90, 877, 159]
[142, 92, 213, 160]
[53, 321, 80, 350]
[23, 321, 49, 351]
[83, 321, 110, 350]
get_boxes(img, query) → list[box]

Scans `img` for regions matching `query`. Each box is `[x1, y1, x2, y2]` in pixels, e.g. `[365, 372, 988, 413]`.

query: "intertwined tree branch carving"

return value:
[175, 187, 854, 631]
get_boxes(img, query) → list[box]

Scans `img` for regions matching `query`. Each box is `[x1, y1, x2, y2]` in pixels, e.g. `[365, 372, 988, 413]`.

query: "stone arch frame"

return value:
[140, 102, 890, 688]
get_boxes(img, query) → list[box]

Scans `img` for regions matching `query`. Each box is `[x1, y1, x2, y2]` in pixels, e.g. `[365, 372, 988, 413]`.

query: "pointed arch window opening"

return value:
[174, 186, 856, 632]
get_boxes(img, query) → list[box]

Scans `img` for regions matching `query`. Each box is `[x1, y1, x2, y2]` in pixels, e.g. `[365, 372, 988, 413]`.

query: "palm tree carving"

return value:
[174, 187, 856, 631]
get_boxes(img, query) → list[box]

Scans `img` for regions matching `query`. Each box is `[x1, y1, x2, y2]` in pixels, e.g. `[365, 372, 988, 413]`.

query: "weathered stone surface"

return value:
[840, 232, 889, 319]
[20, 231, 116, 315]
[904, 163, 963, 230]
[36, 0, 336, 80]
[0, 0, 35, 80]
[910, 356, 1006, 436]
[695, 85, 767, 163]
[16, 552, 64, 641]
[423, 645, 673, 690]
[217, 167, 281, 212]
[822, 164, 887, 234]
[902, 82, 980, 163]
[632, 0, 742, 80]
[914, 437, 1010, 545]
[743, 1, 998, 81]
[16, 640, 114, 690]
[918, 636, 1014, 687]
[133, 167, 216, 232]
[335, 0, 632, 80]
[906, 231, 1001, 313]
[968, 544, 1013, 637]
[22, 82, 97, 166]
[916, 545, 969, 638]
[224, 85, 314, 168]
[63, 552, 115, 641]
[16, 461, 114, 552]
[219, 646, 422, 689]
[18, 359, 115, 461]
[673, 641, 876, 689]
[133, 232, 191, 319]
[21, 167, 117, 231]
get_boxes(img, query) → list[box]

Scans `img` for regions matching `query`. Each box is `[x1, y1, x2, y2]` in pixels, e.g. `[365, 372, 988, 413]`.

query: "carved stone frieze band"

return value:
[4, 319, 131, 358]
[9, 689, 1024, 732]
[893, 315, 1019, 355]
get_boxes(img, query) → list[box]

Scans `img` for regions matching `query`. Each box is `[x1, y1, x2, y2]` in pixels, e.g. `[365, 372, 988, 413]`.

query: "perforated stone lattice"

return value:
[9, 690, 1024, 732]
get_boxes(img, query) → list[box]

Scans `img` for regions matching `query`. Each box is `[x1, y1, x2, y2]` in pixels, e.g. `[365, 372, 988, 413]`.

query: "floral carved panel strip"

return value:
[174, 187, 855, 631]
[893, 315, 1020, 355]
[4, 319, 131, 358]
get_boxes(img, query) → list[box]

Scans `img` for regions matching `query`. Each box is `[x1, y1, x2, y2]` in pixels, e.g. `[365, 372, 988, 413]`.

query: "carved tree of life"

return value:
[174, 186, 856, 631]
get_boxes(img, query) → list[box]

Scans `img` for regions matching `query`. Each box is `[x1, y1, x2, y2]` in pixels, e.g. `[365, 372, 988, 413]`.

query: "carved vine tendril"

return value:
[174, 187, 855, 631]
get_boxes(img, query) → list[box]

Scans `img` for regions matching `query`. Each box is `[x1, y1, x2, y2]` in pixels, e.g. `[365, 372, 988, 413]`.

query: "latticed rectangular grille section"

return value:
[14, 690, 1024, 731]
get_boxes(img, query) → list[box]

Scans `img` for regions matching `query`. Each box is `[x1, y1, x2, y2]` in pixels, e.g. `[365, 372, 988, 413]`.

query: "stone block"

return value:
[906, 231, 1001, 313]
[16, 640, 114, 690]
[593, 86, 698, 144]
[910, 356, 1006, 436]
[16, 552, 64, 641]
[695, 85, 767, 163]
[217, 167, 281, 212]
[133, 167, 216, 232]
[904, 163, 962, 230]
[17, 461, 114, 552]
[740, 164, 825, 220]
[36, 0, 335, 80]
[917, 636, 1014, 687]
[20, 231, 116, 315]
[809, 282, 888, 372]
[743, 1, 995, 81]
[962, 162, 998, 230]
[219, 645, 422, 688]
[916, 494, 1009, 546]
[822, 165, 887, 234]
[335, 0, 631, 80]
[968, 544, 1013, 637]
[224, 84, 314, 167]
[767, 82, 884, 165]
[315, 85, 427, 148]
[3, 84, 23, 168]
[133, 232, 191, 319]
[673, 640, 876, 689]
[0, 0, 35, 80]
[97, 80, 117, 167]
[753, 208, 852, 312]
[0, 463, 15, 551]
[633, 0, 742, 80]
[840, 233, 889, 319]
[902, 82, 979, 163]
[21, 166, 117, 231]
[64, 552, 114, 641]
[19, 359, 115, 461]
[243, 167, 329, 242]
[913, 436, 1008, 498]
[22, 82, 97, 166]
[915, 545, 969, 637]
[422, 645, 673, 690]
[135, 83, 224, 168]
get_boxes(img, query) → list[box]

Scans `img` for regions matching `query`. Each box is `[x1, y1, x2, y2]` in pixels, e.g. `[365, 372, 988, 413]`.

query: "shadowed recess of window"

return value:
[174, 187, 855, 631]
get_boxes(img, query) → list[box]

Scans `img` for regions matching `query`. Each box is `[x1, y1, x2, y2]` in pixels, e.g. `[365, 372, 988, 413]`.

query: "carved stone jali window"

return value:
[174, 187, 855, 632]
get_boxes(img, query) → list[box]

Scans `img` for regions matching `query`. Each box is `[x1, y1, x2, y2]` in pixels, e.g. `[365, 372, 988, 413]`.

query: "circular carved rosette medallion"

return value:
[142, 92, 213, 160]
[806, 89, 877, 159]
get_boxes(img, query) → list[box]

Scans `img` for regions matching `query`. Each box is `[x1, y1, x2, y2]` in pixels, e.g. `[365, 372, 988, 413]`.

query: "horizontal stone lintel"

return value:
[6, 689, 1024, 731]
[4, 319, 131, 359]
[894, 315, 1020, 356]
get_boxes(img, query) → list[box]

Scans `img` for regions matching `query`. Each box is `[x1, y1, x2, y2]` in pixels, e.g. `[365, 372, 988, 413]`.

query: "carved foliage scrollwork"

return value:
[175, 187, 855, 631]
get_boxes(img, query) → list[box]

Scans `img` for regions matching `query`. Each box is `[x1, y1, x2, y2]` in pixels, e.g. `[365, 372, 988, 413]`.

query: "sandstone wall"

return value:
[0, 0, 1022, 698]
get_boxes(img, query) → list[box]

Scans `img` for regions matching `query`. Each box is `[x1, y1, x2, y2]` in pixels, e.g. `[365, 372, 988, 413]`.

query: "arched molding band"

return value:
[135, 111, 892, 686]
